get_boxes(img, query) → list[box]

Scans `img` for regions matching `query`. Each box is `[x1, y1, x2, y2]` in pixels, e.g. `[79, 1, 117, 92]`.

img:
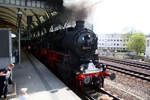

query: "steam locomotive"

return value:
[28, 21, 115, 90]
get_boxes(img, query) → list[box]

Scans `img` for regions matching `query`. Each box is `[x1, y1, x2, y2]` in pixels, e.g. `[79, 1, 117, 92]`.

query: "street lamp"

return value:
[18, 11, 22, 64]
[18, 11, 23, 18]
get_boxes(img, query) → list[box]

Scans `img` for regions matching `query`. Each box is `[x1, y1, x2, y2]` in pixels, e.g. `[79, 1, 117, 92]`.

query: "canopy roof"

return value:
[0, 6, 47, 33]
[0, 0, 63, 34]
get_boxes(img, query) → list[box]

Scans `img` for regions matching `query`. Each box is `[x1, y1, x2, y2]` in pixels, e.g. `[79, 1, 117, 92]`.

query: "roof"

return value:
[0, 6, 47, 33]
[0, 0, 64, 34]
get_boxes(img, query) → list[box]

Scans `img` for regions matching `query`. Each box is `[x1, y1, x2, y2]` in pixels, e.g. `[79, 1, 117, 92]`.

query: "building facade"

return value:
[97, 34, 129, 51]
[146, 36, 150, 58]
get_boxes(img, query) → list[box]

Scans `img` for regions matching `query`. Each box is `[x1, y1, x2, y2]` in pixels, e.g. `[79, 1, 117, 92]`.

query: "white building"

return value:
[97, 34, 129, 51]
[146, 36, 150, 58]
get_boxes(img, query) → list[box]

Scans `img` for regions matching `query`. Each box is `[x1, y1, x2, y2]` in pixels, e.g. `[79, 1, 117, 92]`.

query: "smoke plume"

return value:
[61, 0, 94, 22]
[40, 0, 95, 26]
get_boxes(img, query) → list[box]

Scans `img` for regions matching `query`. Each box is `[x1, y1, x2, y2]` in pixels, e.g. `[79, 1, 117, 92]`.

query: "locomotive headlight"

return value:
[88, 34, 91, 38]
[80, 66, 84, 71]
[83, 76, 91, 85]
[82, 37, 85, 40]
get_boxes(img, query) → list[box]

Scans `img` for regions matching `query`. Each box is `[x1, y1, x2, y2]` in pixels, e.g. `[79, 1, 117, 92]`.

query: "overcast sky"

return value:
[93, 0, 150, 34]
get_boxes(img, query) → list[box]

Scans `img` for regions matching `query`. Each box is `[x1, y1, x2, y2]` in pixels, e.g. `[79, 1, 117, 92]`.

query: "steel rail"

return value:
[108, 67, 150, 82]
[99, 61, 150, 82]
[100, 56, 150, 70]
[83, 88, 120, 100]
[98, 88, 120, 100]
[101, 61, 150, 77]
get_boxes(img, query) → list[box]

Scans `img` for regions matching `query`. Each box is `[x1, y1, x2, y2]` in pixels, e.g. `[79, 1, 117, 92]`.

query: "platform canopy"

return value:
[0, 6, 47, 33]
[0, 0, 63, 34]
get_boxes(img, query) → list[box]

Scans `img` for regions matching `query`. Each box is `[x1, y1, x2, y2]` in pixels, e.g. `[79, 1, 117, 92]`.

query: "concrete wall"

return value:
[0, 29, 12, 69]
[0, 29, 10, 57]
[0, 58, 10, 69]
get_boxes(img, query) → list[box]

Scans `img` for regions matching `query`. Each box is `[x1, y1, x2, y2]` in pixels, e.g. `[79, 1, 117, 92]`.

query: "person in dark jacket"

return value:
[14, 49, 19, 63]
[0, 64, 14, 100]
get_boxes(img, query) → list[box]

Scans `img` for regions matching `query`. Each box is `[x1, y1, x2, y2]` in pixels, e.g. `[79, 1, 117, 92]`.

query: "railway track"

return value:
[99, 57, 150, 82]
[83, 88, 120, 100]
[99, 56, 150, 70]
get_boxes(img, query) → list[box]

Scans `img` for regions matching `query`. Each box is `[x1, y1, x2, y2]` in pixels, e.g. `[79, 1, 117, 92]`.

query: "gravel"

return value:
[104, 70, 150, 100]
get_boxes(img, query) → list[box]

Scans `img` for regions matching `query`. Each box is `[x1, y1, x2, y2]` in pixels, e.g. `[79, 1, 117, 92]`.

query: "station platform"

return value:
[9, 52, 81, 100]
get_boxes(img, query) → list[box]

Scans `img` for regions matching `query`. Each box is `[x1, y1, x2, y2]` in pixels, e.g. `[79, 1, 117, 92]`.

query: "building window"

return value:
[147, 40, 150, 47]
[117, 44, 119, 46]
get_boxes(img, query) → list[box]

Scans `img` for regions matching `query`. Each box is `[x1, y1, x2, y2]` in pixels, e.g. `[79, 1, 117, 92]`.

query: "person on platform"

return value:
[19, 88, 29, 100]
[14, 49, 19, 63]
[0, 64, 15, 100]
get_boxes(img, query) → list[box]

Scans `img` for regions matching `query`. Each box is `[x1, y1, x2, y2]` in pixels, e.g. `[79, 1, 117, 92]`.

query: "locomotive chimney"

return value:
[75, 20, 85, 29]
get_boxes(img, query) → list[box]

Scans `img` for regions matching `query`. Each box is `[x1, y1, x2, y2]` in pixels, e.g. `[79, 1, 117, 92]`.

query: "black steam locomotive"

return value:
[28, 21, 115, 90]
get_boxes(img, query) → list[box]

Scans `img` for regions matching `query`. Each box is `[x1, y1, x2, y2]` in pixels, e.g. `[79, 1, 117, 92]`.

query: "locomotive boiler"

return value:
[29, 20, 115, 90]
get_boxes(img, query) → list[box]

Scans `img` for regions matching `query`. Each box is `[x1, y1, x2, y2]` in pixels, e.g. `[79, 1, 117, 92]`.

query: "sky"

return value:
[92, 0, 150, 34]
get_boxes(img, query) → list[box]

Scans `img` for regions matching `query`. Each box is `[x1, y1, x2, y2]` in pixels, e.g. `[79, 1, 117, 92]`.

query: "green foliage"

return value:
[102, 48, 107, 51]
[127, 33, 146, 55]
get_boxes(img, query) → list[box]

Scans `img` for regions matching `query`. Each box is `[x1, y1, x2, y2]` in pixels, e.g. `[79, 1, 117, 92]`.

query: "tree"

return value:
[127, 33, 146, 55]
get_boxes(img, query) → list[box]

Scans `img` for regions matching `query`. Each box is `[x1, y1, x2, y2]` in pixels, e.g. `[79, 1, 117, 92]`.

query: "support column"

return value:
[17, 10, 22, 64]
